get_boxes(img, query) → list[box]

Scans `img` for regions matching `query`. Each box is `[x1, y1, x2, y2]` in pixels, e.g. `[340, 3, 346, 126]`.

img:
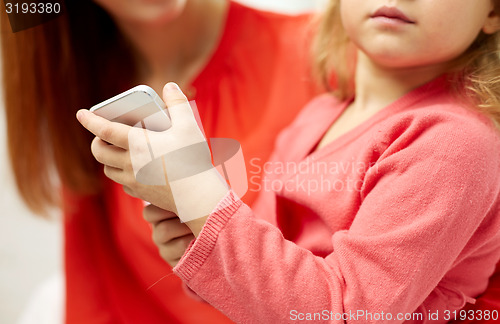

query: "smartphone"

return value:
[90, 85, 172, 131]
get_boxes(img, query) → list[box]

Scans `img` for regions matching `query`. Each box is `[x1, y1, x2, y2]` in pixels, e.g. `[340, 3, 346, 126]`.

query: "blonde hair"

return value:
[313, 0, 500, 126]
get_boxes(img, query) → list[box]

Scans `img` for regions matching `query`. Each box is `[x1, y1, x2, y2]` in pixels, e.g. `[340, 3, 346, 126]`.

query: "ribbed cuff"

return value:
[173, 190, 243, 282]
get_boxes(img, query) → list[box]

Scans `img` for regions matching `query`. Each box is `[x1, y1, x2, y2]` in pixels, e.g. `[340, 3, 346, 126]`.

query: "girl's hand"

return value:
[77, 82, 229, 235]
[143, 204, 194, 267]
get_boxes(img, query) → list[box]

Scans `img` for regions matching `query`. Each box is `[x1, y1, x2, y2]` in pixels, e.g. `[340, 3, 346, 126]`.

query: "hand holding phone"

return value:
[79, 83, 234, 229]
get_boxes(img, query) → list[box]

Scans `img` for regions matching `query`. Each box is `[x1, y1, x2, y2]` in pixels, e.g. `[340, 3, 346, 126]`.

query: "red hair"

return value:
[1, 1, 136, 215]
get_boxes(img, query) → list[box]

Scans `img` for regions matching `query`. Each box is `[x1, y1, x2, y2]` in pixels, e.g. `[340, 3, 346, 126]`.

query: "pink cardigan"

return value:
[174, 77, 500, 323]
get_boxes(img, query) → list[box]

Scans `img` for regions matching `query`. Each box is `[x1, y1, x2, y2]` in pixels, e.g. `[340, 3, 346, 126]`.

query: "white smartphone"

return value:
[90, 85, 172, 131]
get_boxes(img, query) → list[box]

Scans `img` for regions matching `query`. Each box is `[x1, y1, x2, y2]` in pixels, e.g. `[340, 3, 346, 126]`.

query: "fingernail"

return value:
[165, 82, 181, 92]
[76, 109, 86, 121]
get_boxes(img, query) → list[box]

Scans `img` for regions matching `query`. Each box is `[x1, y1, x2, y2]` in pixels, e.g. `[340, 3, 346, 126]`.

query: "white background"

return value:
[0, 1, 322, 324]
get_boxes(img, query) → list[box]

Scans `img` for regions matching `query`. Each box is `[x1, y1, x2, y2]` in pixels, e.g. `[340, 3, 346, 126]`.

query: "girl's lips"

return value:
[370, 6, 415, 24]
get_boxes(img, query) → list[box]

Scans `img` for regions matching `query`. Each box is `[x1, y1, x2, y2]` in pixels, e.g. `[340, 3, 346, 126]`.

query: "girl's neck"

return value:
[352, 51, 450, 112]
[114, 0, 228, 90]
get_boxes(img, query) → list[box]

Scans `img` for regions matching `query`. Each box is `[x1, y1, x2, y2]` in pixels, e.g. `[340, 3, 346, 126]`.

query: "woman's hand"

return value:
[143, 204, 194, 267]
[77, 82, 229, 235]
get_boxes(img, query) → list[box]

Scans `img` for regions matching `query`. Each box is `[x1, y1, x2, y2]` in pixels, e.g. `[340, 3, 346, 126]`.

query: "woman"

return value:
[1, 0, 318, 322]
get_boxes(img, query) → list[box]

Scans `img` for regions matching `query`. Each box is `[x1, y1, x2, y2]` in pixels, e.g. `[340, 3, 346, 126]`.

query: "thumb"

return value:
[163, 82, 195, 125]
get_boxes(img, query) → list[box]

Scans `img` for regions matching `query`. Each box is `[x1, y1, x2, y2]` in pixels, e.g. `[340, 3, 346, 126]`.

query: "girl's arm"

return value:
[172, 117, 500, 323]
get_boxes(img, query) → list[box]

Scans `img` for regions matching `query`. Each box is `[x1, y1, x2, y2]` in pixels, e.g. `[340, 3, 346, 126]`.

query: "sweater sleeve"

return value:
[173, 116, 500, 323]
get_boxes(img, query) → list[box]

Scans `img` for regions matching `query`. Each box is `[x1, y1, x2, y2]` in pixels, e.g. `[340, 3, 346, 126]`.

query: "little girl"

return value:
[78, 0, 500, 322]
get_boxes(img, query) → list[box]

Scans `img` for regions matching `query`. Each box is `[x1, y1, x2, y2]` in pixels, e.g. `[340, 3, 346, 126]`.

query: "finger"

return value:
[166, 234, 194, 254]
[143, 204, 178, 224]
[152, 219, 192, 244]
[103, 165, 127, 185]
[159, 234, 194, 266]
[91, 137, 129, 169]
[122, 185, 137, 198]
[162, 82, 195, 125]
[76, 109, 130, 149]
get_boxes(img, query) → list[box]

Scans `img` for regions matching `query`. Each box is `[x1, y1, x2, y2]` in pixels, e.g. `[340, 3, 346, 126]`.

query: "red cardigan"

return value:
[174, 77, 500, 323]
